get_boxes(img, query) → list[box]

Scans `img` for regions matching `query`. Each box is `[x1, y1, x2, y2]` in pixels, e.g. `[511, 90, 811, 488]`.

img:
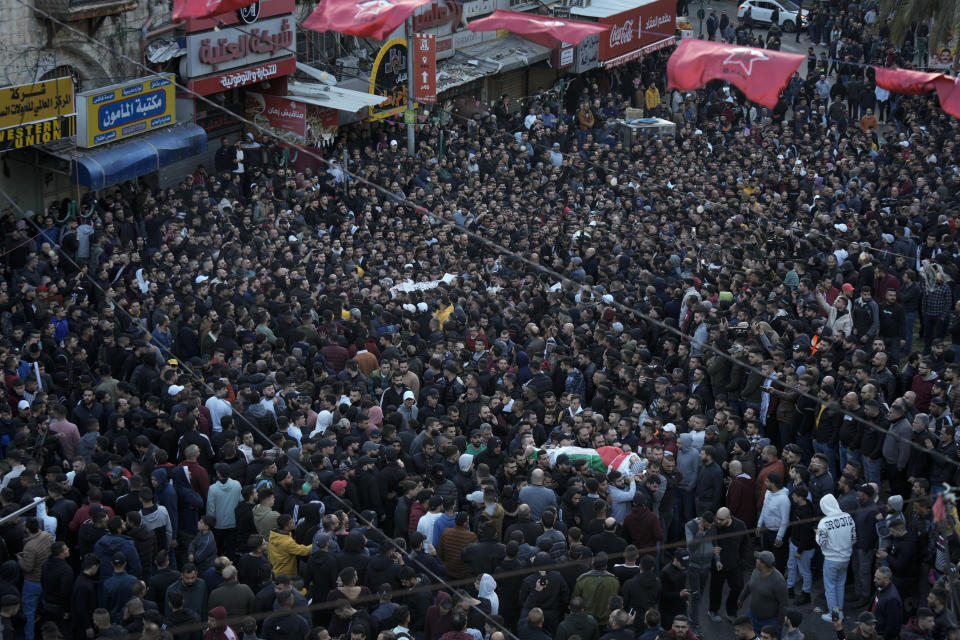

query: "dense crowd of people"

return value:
[4, 4, 960, 640]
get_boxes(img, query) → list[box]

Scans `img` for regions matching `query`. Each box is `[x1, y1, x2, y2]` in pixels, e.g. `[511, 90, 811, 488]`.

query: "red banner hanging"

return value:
[466, 10, 610, 47]
[413, 33, 437, 104]
[667, 39, 804, 109]
[303, 0, 432, 41]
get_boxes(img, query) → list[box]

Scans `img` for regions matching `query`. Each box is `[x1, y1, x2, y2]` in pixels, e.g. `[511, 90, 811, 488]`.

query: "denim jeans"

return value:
[787, 542, 815, 593]
[748, 611, 780, 636]
[22, 579, 42, 640]
[687, 566, 710, 630]
[823, 558, 849, 614]
[862, 456, 883, 485]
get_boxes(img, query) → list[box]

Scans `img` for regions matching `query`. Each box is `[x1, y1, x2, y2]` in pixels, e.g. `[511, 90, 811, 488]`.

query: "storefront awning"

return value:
[437, 34, 551, 94]
[43, 123, 207, 191]
[601, 36, 675, 67]
[288, 81, 388, 113]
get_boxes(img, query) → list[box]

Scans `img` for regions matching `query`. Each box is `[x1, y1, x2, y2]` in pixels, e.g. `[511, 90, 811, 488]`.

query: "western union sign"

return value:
[0, 116, 76, 152]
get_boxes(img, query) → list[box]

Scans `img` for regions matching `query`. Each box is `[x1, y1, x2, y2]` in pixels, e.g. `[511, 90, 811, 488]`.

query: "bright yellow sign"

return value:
[0, 77, 75, 132]
[76, 74, 176, 148]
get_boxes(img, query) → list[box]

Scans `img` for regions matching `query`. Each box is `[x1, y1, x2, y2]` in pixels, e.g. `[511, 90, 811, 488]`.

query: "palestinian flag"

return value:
[543, 446, 645, 475]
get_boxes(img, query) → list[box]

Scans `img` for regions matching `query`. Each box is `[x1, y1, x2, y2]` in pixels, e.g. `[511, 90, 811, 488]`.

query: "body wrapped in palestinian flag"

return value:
[542, 446, 646, 475]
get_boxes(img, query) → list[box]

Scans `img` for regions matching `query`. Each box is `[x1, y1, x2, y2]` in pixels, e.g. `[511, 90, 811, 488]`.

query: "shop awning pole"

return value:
[406, 16, 415, 156]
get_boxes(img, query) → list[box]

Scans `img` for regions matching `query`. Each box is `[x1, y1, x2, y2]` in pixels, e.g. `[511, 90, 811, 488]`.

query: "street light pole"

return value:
[406, 16, 416, 156]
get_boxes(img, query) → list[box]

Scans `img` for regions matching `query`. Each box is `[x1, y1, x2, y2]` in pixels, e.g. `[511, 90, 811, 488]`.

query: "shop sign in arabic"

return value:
[0, 77, 75, 132]
[185, 56, 296, 96]
[182, 15, 296, 78]
[76, 74, 175, 148]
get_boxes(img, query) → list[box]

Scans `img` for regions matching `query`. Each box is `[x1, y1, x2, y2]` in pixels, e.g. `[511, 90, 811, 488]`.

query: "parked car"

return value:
[737, 0, 809, 31]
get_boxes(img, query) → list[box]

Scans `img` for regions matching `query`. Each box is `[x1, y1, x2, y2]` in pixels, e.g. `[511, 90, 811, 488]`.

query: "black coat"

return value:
[71, 572, 99, 640]
[621, 571, 661, 618]
[306, 549, 339, 605]
[41, 556, 74, 616]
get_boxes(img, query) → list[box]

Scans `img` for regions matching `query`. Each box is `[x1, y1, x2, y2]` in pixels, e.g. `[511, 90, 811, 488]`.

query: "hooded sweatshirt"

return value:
[816, 494, 856, 562]
[676, 434, 700, 490]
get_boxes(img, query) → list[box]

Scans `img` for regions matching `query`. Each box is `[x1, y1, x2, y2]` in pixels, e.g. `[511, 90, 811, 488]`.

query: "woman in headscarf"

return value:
[368, 405, 384, 431]
[476, 573, 499, 615]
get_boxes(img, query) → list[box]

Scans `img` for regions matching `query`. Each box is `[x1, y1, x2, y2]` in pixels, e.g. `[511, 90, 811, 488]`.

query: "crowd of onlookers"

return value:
[3, 3, 960, 640]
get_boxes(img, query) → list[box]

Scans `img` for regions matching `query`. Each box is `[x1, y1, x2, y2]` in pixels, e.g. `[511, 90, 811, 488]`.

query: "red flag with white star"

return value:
[303, 0, 432, 40]
[666, 39, 804, 109]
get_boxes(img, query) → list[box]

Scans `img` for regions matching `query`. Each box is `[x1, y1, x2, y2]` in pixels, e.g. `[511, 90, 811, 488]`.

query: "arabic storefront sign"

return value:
[244, 92, 335, 144]
[186, 56, 296, 96]
[0, 116, 76, 152]
[597, 0, 675, 62]
[245, 92, 306, 143]
[413, 33, 437, 104]
[182, 15, 295, 78]
[76, 74, 176, 148]
[573, 32, 599, 73]
[369, 39, 410, 122]
[0, 77, 75, 132]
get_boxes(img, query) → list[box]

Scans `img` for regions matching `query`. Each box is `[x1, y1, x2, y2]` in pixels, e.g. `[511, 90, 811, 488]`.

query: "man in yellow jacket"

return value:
[267, 514, 312, 578]
[645, 84, 661, 117]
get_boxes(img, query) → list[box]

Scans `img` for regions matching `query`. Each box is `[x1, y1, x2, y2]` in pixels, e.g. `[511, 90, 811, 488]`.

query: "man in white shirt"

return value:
[205, 380, 232, 434]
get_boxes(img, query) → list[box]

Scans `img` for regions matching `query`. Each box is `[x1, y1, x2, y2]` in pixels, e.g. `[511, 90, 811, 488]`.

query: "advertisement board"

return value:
[413, 33, 437, 104]
[0, 77, 75, 132]
[597, 0, 675, 62]
[182, 15, 295, 78]
[76, 74, 175, 148]
[186, 56, 296, 96]
[369, 39, 410, 121]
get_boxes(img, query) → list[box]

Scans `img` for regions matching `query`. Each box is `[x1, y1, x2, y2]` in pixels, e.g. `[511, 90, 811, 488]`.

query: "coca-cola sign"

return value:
[609, 20, 635, 48]
[597, 0, 675, 62]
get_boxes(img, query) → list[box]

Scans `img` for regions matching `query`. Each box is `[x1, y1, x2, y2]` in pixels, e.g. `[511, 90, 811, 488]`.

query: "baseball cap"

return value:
[841, 283, 855, 293]
[675, 549, 690, 566]
[857, 483, 875, 497]
[112, 552, 127, 565]
[662, 423, 677, 433]
[755, 550, 775, 566]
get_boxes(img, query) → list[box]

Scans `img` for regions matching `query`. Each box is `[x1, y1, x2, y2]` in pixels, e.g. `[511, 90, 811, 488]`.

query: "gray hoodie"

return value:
[676, 434, 700, 490]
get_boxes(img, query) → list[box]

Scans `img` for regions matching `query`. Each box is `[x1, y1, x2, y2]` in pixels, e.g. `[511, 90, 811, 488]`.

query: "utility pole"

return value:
[406, 16, 416, 156]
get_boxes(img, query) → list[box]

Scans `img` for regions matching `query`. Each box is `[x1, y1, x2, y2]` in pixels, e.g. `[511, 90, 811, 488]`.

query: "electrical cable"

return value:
[7, 3, 960, 634]
[12, 0, 960, 484]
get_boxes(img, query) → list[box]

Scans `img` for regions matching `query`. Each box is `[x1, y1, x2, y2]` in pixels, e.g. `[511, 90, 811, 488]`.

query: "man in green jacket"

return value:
[571, 553, 621, 623]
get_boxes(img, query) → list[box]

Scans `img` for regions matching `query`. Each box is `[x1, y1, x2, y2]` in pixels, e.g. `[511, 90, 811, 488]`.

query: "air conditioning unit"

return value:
[553, 5, 570, 17]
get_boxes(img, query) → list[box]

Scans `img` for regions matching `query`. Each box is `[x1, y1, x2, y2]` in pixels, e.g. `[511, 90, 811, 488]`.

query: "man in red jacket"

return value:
[726, 460, 757, 528]
[755, 445, 785, 512]
[622, 494, 664, 549]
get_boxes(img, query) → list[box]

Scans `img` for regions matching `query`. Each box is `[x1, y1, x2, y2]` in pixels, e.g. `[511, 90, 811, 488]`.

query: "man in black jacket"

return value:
[71, 554, 100, 640]
[659, 550, 691, 625]
[786, 487, 816, 605]
[621, 555, 660, 624]
[709, 507, 750, 620]
[871, 567, 902, 640]
[305, 533, 338, 625]
[42, 542, 74, 637]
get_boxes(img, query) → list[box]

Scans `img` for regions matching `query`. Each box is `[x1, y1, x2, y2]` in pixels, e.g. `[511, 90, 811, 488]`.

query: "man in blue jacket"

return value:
[94, 516, 142, 579]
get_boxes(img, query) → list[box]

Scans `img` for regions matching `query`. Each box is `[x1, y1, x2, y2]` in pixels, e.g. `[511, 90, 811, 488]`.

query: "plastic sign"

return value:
[76, 74, 176, 148]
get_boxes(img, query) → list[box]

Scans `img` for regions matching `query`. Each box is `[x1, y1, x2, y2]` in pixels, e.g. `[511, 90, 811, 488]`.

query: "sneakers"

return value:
[794, 592, 811, 605]
[821, 613, 833, 623]
[708, 611, 722, 623]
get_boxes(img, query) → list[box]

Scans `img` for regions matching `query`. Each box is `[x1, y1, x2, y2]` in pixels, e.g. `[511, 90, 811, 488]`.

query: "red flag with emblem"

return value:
[303, 0, 432, 40]
[173, 0, 261, 20]
[873, 66, 942, 95]
[466, 10, 610, 47]
[666, 39, 804, 109]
